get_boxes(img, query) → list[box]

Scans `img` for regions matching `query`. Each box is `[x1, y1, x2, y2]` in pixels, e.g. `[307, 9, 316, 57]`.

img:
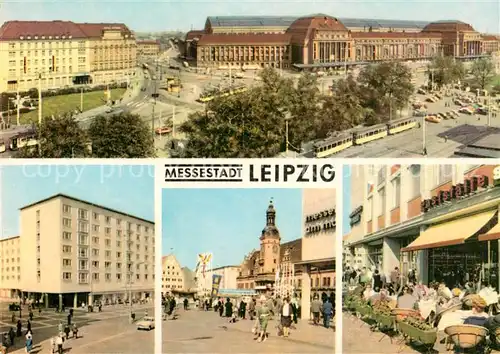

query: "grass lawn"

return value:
[489, 74, 500, 89]
[20, 88, 126, 124]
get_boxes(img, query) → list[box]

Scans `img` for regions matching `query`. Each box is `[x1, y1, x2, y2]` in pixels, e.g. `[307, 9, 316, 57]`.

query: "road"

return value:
[2, 303, 154, 353]
[334, 90, 500, 158]
[163, 307, 334, 353]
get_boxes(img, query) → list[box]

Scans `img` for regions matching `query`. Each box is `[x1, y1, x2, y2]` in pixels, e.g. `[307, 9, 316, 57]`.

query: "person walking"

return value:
[322, 298, 334, 329]
[25, 332, 33, 354]
[248, 298, 256, 321]
[72, 323, 78, 339]
[8, 328, 14, 347]
[26, 320, 31, 334]
[218, 299, 224, 317]
[311, 296, 322, 325]
[281, 297, 292, 338]
[291, 297, 299, 324]
[16, 320, 22, 337]
[224, 298, 233, 318]
[64, 324, 70, 340]
[256, 295, 270, 343]
[239, 300, 247, 319]
[183, 298, 188, 310]
[55, 334, 63, 354]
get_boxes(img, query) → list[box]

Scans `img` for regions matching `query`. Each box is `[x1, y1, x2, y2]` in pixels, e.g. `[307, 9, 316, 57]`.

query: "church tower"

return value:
[259, 199, 281, 275]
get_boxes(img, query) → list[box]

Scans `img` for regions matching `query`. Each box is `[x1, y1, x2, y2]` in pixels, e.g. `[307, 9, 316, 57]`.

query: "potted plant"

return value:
[399, 313, 437, 346]
[372, 300, 394, 329]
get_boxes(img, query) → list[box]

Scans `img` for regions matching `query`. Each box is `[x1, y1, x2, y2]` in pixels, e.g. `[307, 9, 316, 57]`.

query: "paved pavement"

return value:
[343, 312, 500, 353]
[163, 307, 334, 353]
[2, 303, 153, 353]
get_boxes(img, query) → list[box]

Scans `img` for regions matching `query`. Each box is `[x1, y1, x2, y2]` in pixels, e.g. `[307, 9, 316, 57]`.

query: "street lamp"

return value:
[128, 261, 145, 323]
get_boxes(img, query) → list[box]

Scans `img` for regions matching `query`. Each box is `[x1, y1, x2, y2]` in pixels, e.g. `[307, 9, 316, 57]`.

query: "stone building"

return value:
[182, 15, 498, 70]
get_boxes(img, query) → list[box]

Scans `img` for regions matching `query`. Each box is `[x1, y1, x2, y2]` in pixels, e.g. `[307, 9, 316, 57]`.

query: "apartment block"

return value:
[19, 194, 154, 308]
[0, 20, 137, 93]
[0, 236, 21, 299]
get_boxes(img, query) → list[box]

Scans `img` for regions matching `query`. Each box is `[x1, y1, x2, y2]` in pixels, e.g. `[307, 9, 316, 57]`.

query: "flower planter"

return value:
[358, 305, 372, 318]
[375, 313, 394, 329]
[399, 321, 437, 345]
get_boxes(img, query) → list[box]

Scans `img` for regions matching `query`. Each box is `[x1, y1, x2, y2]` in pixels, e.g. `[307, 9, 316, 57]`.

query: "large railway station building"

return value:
[182, 15, 500, 70]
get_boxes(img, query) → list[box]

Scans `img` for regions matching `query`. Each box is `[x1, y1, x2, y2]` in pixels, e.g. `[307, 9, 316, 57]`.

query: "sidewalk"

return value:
[217, 313, 334, 349]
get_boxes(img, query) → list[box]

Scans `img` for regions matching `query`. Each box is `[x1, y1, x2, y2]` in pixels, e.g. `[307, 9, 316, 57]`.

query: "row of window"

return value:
[1, 266, 20, 272]
[162, 278, 183, 282]
[62, 272, 153, 282]
[63, 205, 152, 234]
[1, 276, 20, 281]
[61, 245, 153, 261]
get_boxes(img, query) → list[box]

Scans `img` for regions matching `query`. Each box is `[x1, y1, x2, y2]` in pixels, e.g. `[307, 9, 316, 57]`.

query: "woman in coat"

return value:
[224, 298, 233, 317]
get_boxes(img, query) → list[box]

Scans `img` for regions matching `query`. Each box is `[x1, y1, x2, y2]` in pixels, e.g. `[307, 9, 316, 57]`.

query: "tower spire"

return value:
[266, 198, 276, 226]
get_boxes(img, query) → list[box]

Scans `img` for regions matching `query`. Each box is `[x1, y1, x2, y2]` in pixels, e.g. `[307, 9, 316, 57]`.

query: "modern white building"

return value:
[298, 188, 336, 320]
[196, 265, 240, 297]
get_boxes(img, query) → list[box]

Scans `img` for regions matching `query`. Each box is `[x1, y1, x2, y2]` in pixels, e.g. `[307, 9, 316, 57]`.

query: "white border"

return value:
[335, 167, 344, 354]
[154, 170, 163, 354]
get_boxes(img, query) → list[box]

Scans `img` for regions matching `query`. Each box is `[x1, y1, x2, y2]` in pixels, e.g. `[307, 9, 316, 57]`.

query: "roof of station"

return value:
[206, 15, 431, 30]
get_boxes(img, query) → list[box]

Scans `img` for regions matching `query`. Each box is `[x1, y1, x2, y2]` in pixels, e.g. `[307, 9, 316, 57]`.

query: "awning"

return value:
[479, 220, 500, 241]
[401, 210, 496, 252]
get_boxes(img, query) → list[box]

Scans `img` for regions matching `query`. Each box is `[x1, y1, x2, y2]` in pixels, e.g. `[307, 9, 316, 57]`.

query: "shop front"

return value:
[402, 179, 500, 289]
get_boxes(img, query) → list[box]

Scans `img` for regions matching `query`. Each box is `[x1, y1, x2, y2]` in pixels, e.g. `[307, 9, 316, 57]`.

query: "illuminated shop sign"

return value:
[349, 206, 363, 226]
[304, 208, 336, 234]
[421, 175, 489, 213]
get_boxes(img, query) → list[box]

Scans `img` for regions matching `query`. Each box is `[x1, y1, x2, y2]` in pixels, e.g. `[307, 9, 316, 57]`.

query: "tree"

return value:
[470, 58, 495, 89]
[88, 112, 155, 158]
[179, 90, 284, 158]
[287, 72, 322, 147]
[357, 61, 414, 122]
[427, 55, 465, 89]
[16, 114, 89, 158]
[177, 68, 321, 158]
[316, 75, 366, 136]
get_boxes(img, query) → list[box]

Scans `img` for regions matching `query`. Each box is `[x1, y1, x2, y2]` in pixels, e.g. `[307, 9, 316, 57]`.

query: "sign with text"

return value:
[160, 160, 337, 188]
[421, 175, 489, 213]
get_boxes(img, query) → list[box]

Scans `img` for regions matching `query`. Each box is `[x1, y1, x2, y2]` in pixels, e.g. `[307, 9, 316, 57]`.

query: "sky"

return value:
[162, 188, 303, 270]
[343, 165, 352, 236]
[0, 0, 498, 34]
[0, 165, 154, 237]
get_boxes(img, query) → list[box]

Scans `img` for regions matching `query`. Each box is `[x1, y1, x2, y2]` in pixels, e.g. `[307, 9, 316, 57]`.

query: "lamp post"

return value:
[128, 261, 145, 323]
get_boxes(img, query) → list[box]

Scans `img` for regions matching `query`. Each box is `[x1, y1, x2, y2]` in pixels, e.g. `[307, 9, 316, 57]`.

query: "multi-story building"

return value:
[0, 236, 21, 300]
[344, 164, 500, 290]
[183, 15, 498, 70]
[161, 254, 184, 294]
[298, 188, 336, 319]
[482, 35, 500, 54]
[136, 40, 160, 59]
[196, 265, 240, 297]
[0, 20, 136, 92]
[19, 193, 154, 308]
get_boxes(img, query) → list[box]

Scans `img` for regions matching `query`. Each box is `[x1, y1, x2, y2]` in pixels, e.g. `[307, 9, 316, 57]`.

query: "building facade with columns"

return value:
[0, 236, 21, 300]
[184, 15, 498, 70]
[344, 164, 500, 290]
[19, 193, 154, 308]
[298, 188, 336, 320]
[0, 20, 136, 92]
